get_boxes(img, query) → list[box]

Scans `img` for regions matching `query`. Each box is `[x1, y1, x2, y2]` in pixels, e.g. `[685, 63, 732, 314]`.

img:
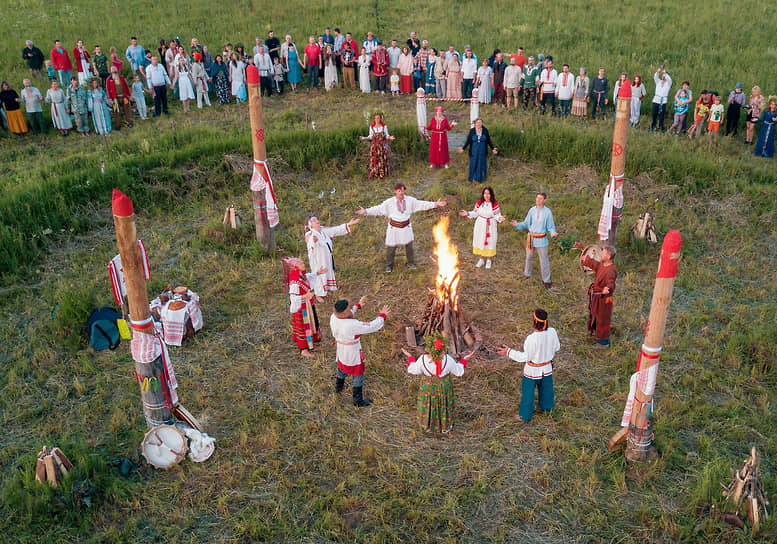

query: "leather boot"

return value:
[335, 377, 345, 393]
[352, 386, 372, 407]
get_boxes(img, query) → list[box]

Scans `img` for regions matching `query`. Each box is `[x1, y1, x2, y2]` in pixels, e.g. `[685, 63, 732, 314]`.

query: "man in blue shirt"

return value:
[510, 192, 559, 288]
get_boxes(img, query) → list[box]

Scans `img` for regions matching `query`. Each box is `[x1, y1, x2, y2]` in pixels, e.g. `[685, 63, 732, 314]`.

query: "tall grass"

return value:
[3, 1, 777, 98]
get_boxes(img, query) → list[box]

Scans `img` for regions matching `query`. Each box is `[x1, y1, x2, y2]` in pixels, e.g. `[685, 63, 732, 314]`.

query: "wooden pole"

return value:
[246, 64, 276, 251]
[598, 80, 631, 246]
[608, 230, 682, 460]
[112, 189, 175, 428]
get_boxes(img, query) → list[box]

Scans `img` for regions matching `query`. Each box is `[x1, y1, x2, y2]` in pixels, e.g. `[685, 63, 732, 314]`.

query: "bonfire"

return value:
[414, 216, 480, 355]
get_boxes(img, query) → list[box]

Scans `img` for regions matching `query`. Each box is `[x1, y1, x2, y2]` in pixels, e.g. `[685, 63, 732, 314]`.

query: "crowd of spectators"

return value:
[3, 31, 776, 156]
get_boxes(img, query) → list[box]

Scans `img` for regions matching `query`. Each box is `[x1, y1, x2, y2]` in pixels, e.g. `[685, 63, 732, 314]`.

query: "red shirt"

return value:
[304, 44, 321, 67]
[72, 48, 91, 72]
[372, 48, 389, 76]
[106, 76, 131, 100]
[510, 53, 527, 70]
[51, 47, 73, 71]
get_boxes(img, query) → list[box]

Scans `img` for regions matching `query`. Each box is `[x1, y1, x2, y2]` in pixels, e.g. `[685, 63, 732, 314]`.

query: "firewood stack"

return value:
[35, 447, 73, 487]
[720, 447, 770, 533]
[416, 276, 479, 356]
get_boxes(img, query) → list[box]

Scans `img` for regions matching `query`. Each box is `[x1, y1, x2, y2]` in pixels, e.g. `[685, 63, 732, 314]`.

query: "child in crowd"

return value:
[668, 89, 689, 135]
[688, 90, 711, 140]
[272, 57, 284, 94]
[390, 68, 400, 96]
[131, 75, 148, 119]
[707, 94, 724, 142]
[45, 60, 56, 82]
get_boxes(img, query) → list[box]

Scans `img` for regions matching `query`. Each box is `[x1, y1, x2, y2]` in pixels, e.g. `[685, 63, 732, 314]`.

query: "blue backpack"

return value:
[87, 306, 121, 351]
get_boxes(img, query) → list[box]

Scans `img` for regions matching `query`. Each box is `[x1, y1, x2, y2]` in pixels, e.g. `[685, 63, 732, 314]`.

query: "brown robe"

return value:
[583, 257, 617, 342]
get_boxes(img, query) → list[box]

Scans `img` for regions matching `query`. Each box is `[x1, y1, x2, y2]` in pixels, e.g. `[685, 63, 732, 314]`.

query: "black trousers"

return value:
[541, 92, 556, 115]
[725, 103, 741, 135]
[651, 102, 667, 130]
[153, 85, 168, 115]
[260, 75, 273, 96]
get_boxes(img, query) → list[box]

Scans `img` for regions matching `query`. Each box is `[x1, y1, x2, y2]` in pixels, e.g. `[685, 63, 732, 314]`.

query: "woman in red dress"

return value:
[426, 106, 457, 168]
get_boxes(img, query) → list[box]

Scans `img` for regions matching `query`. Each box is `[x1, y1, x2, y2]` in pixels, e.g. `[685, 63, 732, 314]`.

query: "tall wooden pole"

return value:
[608, 230, 682, 461]
[246, 65, 277, 250]
[112, 189, 176, 428]
[598, 79, 631, 246]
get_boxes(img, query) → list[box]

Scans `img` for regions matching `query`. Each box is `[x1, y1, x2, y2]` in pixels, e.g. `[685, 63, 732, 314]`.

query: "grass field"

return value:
[2, 2, 777, 543]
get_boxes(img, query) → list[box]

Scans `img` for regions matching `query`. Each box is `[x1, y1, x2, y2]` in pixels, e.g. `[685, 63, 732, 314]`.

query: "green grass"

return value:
[2, 2, 777, 542]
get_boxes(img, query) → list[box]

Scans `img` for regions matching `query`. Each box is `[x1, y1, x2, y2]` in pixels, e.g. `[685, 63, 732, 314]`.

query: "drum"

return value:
[580, 245, 601, 275]
[141, 424, 188, 469]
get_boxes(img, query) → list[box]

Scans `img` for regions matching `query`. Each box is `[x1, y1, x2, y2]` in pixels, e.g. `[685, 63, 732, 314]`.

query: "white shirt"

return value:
[540, 68, 558, 92]
[365, 195, 436, 246]
[461, 57, 477, 79]
[507, 328, 560, 379]
[254, 52, 272, 76]
[146, 63, 171, 88]
[407, 353, 466, 378]
[504, 65, 522, 88]
[330, 306, 386, 369]
[555, 71, 574, 100]
[387, 46, 401, 69]
[305, 224, 350, 295]
[653, 71, 672, 104]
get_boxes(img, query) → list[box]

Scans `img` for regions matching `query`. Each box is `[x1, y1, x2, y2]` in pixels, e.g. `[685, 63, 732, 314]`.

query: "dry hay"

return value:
[222, 153, 253, 174]
[564, 165, 600, 193]
[685, 192, 749, 228]
[629, 172, 678, 202]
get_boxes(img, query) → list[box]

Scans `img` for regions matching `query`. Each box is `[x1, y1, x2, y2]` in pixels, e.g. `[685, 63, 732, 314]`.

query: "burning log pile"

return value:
[414, 217, 480, 355]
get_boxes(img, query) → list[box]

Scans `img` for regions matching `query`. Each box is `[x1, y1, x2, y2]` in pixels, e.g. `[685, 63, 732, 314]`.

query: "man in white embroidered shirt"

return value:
[498, 308, 560, 422]
[356, 182, 447, 272]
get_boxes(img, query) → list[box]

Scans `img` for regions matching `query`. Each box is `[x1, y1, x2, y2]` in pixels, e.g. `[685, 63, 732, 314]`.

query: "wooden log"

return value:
[613, 231, 682, 461]
[44, 455, 58, 486]
[405, 326, 416, 347]
[51, 447, 73, 470]
[112, 190, 174, 428]
[246, 65, 276, 251]
[35, 458, 46, 483]
[598, 79, 631, 245]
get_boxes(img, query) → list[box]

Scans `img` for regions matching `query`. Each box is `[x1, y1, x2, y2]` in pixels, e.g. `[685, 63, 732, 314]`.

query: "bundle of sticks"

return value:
[720, 446, 770, 533]
[417, 276, 476, 355]
[35, 446, 73, 487]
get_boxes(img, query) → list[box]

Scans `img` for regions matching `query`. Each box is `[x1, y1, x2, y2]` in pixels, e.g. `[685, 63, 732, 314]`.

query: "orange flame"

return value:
[432, 216, 459, 308]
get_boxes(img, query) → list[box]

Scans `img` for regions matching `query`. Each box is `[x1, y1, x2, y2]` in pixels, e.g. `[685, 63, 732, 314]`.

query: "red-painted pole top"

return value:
[246, 64, 260, 85]
[112, 188, 134, 217]
[618, 78, 632, 98]
[656, 230, 682, 278]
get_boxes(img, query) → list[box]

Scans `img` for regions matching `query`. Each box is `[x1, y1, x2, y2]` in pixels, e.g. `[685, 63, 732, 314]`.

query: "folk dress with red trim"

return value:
[288, 268, 322, 350]
[466, 201, 502, 257]
[406, 353, 467, 378]
[305, 223, 351, 296]
[329, 305, 386, 375]
[425, 116, 452, 166]
[506, 327, 561, 379]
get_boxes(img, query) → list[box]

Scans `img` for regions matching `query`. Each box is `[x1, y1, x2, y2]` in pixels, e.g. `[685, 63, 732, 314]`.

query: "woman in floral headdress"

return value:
[402, 332, 472, 433]
[360, 112, 395, 179]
